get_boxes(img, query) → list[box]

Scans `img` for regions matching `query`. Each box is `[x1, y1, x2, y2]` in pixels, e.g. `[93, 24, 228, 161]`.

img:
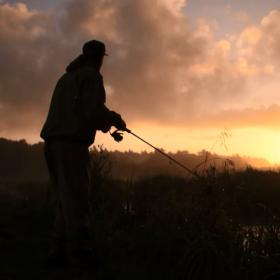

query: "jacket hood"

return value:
[66, 54, 99, 73]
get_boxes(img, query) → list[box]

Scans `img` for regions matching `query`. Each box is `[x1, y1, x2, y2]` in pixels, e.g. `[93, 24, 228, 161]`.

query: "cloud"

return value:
[0, 2, 76, 134]
[237, 10, 280, 73]
[0, 1, 280, 138]
[0, 3, 48, 131]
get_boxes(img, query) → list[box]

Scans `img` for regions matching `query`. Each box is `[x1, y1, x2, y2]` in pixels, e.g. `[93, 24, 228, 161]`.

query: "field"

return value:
[2, 151, 280, 280]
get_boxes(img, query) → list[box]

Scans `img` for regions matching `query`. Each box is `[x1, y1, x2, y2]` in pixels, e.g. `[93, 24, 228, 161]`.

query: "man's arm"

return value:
[80, 70, 126, 132]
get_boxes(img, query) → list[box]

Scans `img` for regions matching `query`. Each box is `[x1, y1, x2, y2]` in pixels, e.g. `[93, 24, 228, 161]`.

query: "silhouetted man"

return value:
[40, 40, 126, 266]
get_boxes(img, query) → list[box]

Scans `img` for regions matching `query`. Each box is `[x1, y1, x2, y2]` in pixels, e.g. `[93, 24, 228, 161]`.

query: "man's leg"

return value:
[53, 142, 92, 261]
[44, 142, 68, 266]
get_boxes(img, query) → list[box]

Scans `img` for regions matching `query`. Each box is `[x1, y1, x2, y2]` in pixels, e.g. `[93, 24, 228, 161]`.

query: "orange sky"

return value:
[1, 0, 280, 165]
[92, 125, 280, 165]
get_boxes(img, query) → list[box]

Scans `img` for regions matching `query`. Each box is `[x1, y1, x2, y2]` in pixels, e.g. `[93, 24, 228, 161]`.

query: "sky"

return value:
[1, 0, 280, 164]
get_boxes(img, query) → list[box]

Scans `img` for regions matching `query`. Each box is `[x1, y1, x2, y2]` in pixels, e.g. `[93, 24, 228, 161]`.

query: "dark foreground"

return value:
[2, 168, 280, 279]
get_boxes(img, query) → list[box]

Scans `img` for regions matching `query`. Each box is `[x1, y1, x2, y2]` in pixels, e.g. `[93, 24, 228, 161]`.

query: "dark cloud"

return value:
[0, 2, 76, 134]
[60, 0, 251, 121]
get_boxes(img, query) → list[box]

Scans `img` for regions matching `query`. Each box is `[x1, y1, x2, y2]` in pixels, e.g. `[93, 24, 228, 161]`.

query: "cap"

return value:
[82, 40, 108, 57]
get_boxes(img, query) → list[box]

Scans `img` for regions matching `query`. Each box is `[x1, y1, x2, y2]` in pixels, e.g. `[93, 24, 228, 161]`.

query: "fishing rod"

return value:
[110, 128, 200, 179]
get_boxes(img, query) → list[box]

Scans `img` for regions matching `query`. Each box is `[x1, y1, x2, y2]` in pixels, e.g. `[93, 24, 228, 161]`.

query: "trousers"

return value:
[44, 141, 91, 248]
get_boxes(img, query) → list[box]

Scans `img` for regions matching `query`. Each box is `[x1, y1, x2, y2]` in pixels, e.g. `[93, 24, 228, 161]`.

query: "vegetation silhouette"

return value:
[2, 141, 280, 279]
[0, 137, 270, 181]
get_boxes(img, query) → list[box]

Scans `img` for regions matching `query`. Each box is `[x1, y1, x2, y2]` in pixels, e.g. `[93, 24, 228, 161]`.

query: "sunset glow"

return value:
[94, 125, 280, 165]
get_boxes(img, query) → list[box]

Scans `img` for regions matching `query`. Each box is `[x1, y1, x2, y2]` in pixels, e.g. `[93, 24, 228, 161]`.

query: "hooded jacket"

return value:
[40, 55, 117, 146]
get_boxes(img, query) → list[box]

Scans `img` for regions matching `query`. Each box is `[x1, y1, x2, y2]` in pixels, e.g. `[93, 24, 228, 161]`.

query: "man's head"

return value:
[82, 40, 108, 70]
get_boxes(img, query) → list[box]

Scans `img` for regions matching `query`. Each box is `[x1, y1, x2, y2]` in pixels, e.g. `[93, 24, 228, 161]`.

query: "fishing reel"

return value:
[110, 129, 124, 142]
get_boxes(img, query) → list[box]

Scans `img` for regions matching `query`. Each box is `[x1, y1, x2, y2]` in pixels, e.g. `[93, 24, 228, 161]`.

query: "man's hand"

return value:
[100, 124, 111, 133]
[115, 118, 126, 131]
[111, 111, 126, 131]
